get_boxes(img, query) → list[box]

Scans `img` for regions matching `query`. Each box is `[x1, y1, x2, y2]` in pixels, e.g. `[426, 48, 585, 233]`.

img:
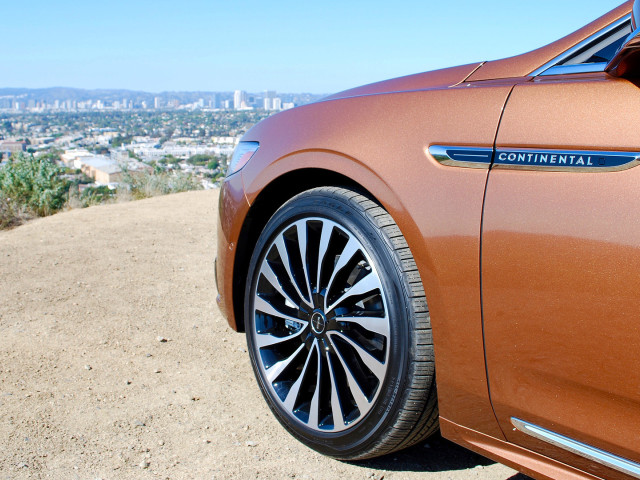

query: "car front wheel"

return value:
[245, 186, 438, 459]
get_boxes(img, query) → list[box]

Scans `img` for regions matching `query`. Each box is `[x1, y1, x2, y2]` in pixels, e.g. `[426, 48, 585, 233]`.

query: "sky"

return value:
[1, 0, 628, 94]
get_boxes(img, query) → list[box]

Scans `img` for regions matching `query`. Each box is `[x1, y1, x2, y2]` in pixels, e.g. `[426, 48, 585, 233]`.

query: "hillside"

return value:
[0, 190, 520, 479]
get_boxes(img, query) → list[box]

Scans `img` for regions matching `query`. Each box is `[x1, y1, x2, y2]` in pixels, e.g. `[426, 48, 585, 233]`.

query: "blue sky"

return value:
[2, 0, 626, 93]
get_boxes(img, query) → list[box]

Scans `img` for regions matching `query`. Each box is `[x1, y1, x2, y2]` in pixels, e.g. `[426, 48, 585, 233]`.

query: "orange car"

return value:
[215, 1, 640, 478]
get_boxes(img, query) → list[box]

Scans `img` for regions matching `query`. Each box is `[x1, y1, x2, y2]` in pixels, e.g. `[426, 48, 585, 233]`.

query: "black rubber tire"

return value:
[244, 186, 438, 460]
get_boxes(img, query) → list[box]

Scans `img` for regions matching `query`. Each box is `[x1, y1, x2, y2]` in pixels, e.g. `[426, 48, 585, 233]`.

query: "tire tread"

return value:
[313, 187, 439, 459]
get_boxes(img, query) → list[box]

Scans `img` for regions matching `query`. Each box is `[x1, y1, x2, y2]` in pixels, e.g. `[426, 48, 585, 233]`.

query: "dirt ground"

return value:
[0, 190, 527, 480]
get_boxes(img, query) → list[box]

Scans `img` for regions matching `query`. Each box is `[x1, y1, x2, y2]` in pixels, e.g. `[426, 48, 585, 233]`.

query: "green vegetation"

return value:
[0, 153, 70, 221]
[0, 152, 205, 230]
[118, 165, 202, 201]
[186, 154, 218, 167]
[79, 185, 115, 207]
[110, 135, 134, 147]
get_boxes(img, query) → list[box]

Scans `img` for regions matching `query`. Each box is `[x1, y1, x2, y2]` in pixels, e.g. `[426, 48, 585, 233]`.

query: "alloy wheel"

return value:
[250, 217, 390, 432]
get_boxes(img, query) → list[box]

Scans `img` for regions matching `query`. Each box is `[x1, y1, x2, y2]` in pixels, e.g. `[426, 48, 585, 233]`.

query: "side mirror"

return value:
[606, 0, 640, 77]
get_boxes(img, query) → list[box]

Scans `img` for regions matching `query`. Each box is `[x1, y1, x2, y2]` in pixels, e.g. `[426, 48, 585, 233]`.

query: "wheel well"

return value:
[232, 168, 369, 332]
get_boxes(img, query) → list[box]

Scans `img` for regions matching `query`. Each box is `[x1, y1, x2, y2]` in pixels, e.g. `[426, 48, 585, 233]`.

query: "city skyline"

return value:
[0, 87, 325, 113]
[1, 1, 624, 93]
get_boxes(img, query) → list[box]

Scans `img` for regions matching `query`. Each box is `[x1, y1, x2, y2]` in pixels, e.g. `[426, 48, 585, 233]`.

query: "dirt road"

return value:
[0, 190, 525, 479]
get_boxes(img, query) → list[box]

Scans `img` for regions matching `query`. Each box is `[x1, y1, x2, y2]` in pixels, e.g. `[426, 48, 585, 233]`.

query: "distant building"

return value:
[81, 156, 123, 184]
[154, 97, 161, 109]
[234, 90, 247, 110]
[0, 141, 26, 158]
[61, 149, 94, 168]
[211, 93, 220, 109]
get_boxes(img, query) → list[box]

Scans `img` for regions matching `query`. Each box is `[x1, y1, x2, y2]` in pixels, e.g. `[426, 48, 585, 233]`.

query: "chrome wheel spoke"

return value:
[275, 235, 312, 308]
[266, 343, 306, 383]
[324, 237, 361, 309]
[316, 222, 333, 291]
[326, 353, 346, 430]
[326, 272, 381, 313]
[283, 339, 317, 411]
[255, 328, 305, 348]
[308, 345, 322, 430]
[254, 296, 308, 328]
[329, 331, 386, 381]
[334, 314, 390, 337]
[328, 336, 370, 417]
[260, 261, 300, 309]
[294, 220, 313, 300]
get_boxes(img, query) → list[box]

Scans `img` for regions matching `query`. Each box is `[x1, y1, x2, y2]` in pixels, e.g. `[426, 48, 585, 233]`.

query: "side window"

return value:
[533, 16, 632, 76]
[560, 22, 632, 66]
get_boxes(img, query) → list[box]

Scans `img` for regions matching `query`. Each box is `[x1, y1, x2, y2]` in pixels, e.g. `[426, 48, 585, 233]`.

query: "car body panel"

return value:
[215, 172, 250, 325]
[483, 73, 640, 479]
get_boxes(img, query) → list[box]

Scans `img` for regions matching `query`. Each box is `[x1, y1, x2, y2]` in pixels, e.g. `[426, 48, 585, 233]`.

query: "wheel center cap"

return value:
[310, 310, 327, 335]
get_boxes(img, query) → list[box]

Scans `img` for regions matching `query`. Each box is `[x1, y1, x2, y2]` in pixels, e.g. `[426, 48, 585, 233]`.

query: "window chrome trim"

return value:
[530, 14, 631, 77]
[511, 418, 640, 479]
[537, 62, 608, 76]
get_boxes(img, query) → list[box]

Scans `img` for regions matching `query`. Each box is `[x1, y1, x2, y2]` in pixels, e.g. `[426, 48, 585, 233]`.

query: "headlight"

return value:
[227, 141, 259, 177]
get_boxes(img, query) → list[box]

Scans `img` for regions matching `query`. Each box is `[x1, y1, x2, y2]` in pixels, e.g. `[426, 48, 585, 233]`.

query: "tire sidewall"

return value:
[245, 189, 415, 458]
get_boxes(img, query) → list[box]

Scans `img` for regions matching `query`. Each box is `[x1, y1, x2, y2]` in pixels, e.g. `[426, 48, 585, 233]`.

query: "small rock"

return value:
[126, 380, 132, 385]
[84, 365, 92, 371]
[154, 369, 161, 373]
[245, 441, 257, 447]
[157, 336, 168, 343]
[16, 462, 28, 469]
[133, 420, 145, 427]
[158, 440, 165, 446]
[146, 353, 152, 357]
[139, 459, 150, 469]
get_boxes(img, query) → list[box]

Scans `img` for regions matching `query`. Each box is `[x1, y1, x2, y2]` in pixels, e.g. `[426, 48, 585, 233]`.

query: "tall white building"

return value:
[234, 90, 248, 110]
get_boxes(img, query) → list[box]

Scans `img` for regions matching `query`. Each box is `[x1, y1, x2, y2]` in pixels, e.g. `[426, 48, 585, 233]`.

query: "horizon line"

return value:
[0, 86, 330, 95]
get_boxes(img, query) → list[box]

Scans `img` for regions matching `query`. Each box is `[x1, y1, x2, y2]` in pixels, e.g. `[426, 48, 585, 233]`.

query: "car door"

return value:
[481, 69, 640, 479]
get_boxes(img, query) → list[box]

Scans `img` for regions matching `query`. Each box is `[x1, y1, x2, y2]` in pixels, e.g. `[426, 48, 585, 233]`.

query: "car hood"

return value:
[321, 62, 484, 101]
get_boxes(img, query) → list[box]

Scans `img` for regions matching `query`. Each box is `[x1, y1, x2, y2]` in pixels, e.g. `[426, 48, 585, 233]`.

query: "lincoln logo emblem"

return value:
[311, 311, 326, 334]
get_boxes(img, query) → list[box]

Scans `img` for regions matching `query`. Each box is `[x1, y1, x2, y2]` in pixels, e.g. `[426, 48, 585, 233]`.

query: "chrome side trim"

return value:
[494, 148, 640, 172]
[511, 418, 640, 479]
[428, 145, 492, 169]
[530, 15, 631, 77]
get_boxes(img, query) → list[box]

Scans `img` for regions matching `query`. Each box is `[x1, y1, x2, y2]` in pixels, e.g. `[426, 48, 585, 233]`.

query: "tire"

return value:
[245, 186, 438, 460]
